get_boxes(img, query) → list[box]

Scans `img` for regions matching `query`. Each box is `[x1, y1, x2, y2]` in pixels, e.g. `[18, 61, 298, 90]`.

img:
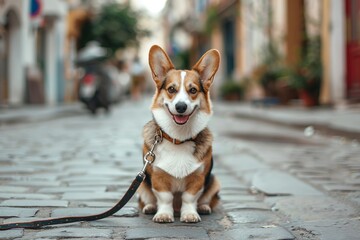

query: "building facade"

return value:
[162, 0, 359, 105]
[0, 0, 68, 106]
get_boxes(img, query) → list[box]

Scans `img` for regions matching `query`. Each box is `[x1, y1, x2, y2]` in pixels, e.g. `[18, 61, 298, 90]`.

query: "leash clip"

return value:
[140, 129, 162, 175]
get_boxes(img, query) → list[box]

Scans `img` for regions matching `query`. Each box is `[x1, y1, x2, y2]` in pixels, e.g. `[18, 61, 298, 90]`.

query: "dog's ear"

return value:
[192, 49, 220, 92]
[149, 45, 175, 88]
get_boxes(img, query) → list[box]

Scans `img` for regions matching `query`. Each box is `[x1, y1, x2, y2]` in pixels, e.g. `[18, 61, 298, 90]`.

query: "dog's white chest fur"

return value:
[153, 140, 203, 179]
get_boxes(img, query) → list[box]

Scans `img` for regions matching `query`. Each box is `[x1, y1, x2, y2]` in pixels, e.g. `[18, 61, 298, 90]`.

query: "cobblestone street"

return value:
[0, 98, 360, 239]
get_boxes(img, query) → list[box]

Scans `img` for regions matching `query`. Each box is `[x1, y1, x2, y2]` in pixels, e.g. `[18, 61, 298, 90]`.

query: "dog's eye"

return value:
[189, 87, 197, 94]
[168, 86, 177, 94]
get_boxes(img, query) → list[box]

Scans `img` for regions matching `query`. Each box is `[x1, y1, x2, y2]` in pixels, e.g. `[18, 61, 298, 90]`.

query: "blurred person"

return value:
[130, 56, 146, 101]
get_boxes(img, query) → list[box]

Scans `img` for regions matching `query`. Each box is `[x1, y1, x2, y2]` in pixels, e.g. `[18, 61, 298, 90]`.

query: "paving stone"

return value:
[0, 193, 57, 200]
[0, 207, 39, 218]
[7, 173, 60, 181]
[13, 164, 51, 171]
[125, 227, 209, 240]
[35, 227, 113, 238]
[218, 178, 248, 189]
[77, 201, 115, 207]
[38, 186, 107, 193]
[219, 186, 249, 194]
[221, 194, 260, 203]
[0, 229, 24, 239]
[227, 209, 278, 224]
[21, 156, 63, 163]
[288, 168, 327, 175]
[351, 173, 360, 179]
[62, 192, 125, 201]
[220, 225, 295, 240]
[221, 187, 252, 195]
[7, 180, 61, 187]
[0, 166, 36, 173]
[0, 199, 68, 207]
[220, 153, 270, 172]
[51, 206, 138, 217]
[289, 218, 360, 240]
[0, 186, 30, 193]
[252, 169, 323, 196]
[82, 167, 129, 176]
[59, 175, 117, 182]
[90, 216, 152, 227]
[345, 178, 360, 184]
[265, 196, 357, 221]
[297, 174, 333, 181]
[222, 202, 271, 211]
[67, 181, 124, 187]
[322, 184, 360, 192]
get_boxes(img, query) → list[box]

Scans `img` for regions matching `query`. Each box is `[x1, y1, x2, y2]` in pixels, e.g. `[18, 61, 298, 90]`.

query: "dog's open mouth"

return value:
[173, 115, 190, 125]
[166, 105, 197, 125]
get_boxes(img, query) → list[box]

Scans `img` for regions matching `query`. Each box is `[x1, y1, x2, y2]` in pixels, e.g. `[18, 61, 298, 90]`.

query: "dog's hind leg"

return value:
[138, 183, 157, 214]
[197, 175, 220, 214]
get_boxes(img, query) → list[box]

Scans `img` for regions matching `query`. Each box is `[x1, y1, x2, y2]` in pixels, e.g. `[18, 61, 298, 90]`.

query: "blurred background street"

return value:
[1, 0, 360, 239]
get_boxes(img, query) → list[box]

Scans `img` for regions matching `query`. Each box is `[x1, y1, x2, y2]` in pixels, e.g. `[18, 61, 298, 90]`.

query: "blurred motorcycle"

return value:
[77, 42, 121, 114]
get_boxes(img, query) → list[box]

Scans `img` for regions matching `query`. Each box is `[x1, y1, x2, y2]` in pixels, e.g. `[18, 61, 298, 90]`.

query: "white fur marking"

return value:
[153, 140, 203, 179]
[153, 190, 174, 222]
[181, 190, 202, 213]
[154, 191, 173, 211]
[181, 71, 187, 81]
[180, 191, 202, 222]
[138, 188, 156, 206]
[174, 71, 189, 105]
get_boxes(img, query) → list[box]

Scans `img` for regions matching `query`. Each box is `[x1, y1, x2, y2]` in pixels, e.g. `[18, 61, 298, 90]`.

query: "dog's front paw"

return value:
[143, 204, 157, 214]
[153, 212, 174, 223]
[180, 211, 201, 223]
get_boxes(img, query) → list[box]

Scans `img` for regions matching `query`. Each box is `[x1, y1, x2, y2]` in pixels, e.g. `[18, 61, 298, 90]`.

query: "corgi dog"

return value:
[138, 45, 221, 223]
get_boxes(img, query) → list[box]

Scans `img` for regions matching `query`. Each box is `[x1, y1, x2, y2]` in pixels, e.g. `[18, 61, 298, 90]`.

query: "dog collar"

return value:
[157, 128, 195, 145]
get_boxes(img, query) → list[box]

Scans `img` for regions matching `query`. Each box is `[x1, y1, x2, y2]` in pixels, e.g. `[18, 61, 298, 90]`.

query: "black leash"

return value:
[0, 173, 145, 230]
[0, 131, 162, 230]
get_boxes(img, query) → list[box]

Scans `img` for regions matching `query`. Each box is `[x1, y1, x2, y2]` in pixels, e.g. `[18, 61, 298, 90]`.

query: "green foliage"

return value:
[172, 50, 190, 70]
[204, 6, 219, 35]
[220, 80, 244, 100]
[78, 3, 148, 56]
[287, 36, 322, 92]
[77, 20, 96, 51]
[257, 40, 284, 89]
[260, 40, 281, 67]
[259, 67, 287, 87]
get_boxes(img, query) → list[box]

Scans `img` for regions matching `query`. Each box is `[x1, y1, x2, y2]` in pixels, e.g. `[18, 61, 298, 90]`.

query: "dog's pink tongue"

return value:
[173, 115, 189, 124]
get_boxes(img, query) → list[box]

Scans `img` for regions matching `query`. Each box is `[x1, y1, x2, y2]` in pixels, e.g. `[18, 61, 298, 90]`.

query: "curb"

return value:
[0, 104, 86, 126]
[232, 111, 360, 142]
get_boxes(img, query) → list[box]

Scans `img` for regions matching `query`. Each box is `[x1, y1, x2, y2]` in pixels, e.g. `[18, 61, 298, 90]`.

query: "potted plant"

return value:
[287, 36, 322, 107]
[255, 40, 299, 105]
[220, 80, 244, 101]
[258, 66, 285, 97]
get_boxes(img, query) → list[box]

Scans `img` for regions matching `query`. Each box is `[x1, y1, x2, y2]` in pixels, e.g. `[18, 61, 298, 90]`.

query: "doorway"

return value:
[222, 18, 235, 79]
[346, 0, 360, 100]
[0, 25, 8, 105]
[0, 9, 21, 105]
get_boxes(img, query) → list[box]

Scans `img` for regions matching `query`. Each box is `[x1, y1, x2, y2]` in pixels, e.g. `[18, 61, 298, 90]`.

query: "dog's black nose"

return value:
[175, 102, 187, 114]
